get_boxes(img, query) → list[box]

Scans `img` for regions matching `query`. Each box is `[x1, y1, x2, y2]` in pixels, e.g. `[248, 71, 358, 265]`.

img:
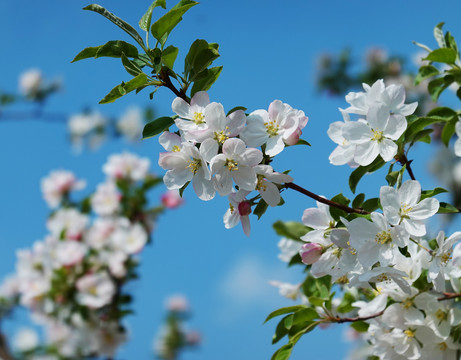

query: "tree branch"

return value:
[437, 292, 461, 301]
[159, 69, 189, 104]
[0, 332, 15, 360]
[398, 153, 416, 181]
[284, 182, 369, 215]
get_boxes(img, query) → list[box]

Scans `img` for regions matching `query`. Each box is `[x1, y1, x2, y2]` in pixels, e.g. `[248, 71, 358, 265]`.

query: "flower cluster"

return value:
[328, 79, 417, 166]
[0, 152, 169, 359]
[158, 91, 307, 235]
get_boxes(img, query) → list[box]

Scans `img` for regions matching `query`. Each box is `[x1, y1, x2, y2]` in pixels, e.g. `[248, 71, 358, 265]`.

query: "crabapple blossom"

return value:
[342, 103, 407, 166]
[159, 141, 215, 200]
[254, 165, 293, 206]
[161, 190, 184, 208]
[116, 107, 144, 141]
[103, 152, 150, 181]
[76, 271, 116, 308]
[240, 100, 301, 157]
[299, 243, 323, 265]
[41, 170, 86, 208]
[19, 69, 42, 97]
[111, 221, 148, 254]
[13, 328, 39, 352]
[199, 103, 246, 161]
[47, 208, 89, 240]
[210, 138, 262, 196]
[172, 91, 212, 142]
[380, 180, 439, 236]
[327, 109, 358, 166]
[91, 181, 121, 216]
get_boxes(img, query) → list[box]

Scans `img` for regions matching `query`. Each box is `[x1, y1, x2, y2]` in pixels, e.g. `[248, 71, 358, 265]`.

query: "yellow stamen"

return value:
[214, 130, 228, 144]
[225, 159, 238, 171]
[264, 120, 280, 137]
[193, 112, 205, 124]
[371, 129, 384, 142]
[375, 230, 392, 245]
[186, 159, 201, 174]
[404, 329, 415, 338]
[172, 145, 181, 152]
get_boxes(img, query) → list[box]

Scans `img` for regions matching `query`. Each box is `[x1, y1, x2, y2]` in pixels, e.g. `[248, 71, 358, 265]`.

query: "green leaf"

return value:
[253, 199, 269, 220]
[349, 157, 385, 193]
[445, 31, 459, 57]
[427, 106, 458, 120]
[272, 316, 290, 344]
[162, 45, 179, 69]
[72, 46, 100, 62]
[95, 40, 139, 59]
[352, 193, 365, 209]
[434, 22, 446, 48]
[410, 128, 433, 146]
[142, 116, 175, 139]
[150, 0, 198, 46]
[441, 117, 458, 146]
[329, 193, 349, 221]
[99, 73, 148, 104]
[421, 187, 448, 200]
[414, 65, 439, 85]
[438, 202, 459, 214]
[386, 170, 399, 187]
[83, 4, 145, 48]
[139, 0, 166, 32]
[272, 221, 310, 241]
[265, 305, 306, 323]
[425, 48, 457, 65]
[284, 314, 294, 330]
[190, 47, 220, 79]
[362, 197, 380, 212]
[428, 77, 453, 101]
[351, 321, 370, 333]
[185, 39, 219, 79]
[121, 53, 143, 76]
[191, 66, 223, 96]
[271, 343, 293, 360]
[292, 308, 318, 326]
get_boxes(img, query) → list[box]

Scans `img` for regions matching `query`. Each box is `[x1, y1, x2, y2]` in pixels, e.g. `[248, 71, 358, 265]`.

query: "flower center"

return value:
[400, 203, 413, 218]
[264, 120, 280, 137]
[439, 342, 448, 351]
[375, 230, 392, 244]
[371, 129, 384, 142]
[172, 145, 181, 152]
[193, 112, 205, 124]
[214, 130, 228, 144]
[402, 298, 413, 309]
[229, 203, 235, 214]
[404, 329, 415, 338]
[255, 176, 267, 191]
[186, 159, 201, 174]
[376, 274, 390, 282]
[225, 159, 239, 171]
[435, 309, 448, 321]
[441, 251, 452, 265]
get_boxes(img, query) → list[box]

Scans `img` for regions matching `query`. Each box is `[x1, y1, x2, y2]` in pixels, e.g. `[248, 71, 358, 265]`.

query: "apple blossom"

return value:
[41, 170, 86, 208]
[103, 152, 150, 181]
[76, 271, 116, 308]
[223, 190, 252, 236]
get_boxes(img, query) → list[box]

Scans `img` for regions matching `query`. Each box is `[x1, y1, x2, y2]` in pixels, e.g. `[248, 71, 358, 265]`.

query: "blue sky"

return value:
[1, 1, 461, 359]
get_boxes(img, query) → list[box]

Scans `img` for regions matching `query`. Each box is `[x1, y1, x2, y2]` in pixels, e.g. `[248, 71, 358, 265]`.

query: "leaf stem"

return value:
[284, 182, 369, 215]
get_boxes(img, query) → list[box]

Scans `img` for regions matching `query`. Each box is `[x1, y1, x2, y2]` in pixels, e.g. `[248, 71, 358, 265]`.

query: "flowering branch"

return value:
[284, 182, 369, 215]
[159, 69, 189, 104]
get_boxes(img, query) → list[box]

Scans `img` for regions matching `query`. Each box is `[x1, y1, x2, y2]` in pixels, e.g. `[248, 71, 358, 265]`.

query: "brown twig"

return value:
[0, 332, 15, 360]
[159, 69, 189, 104]
[328, 310, 384, 324]
[398, 153, 416, 181]
[437, 292, 461, 301]
[284, 182, 369, 215]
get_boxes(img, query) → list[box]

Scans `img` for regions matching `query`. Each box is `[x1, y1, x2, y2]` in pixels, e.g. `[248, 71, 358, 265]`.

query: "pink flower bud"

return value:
[161, 190, 184, 209]
[284, 128, 302, 146]
[299, 243, 322, 265]
[238, 201, 252, 216]
[185, 331, 201, 346]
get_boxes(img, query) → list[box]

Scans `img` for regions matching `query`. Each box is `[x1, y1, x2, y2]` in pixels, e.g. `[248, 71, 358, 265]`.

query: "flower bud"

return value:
[161, 190, 184, 209]
[237, 201, 252, 216]
[299, 243, 322, 265]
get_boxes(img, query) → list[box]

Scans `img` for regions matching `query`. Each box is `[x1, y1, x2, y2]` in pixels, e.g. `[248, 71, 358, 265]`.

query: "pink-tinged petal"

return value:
[265, 135, 285, 157]
[227, 110, 246, 136]
[343, 121, 373, 144]
[163, 169, 192, 189]
[367, 103, 389, 131]
[378, 138, 398, 162]
[190, 91, 210, 108]
[210, 154, 226, 174]
[222, 138, 247, 158]
[384, 114, 407, 140]
[158, 152, 187, 170]
[398, 180, 421, 206]
[409, 198, 439, 220]
[268, 100, 284, 120]
[259, 180, 280, 207]
[200, 138, 219, 163]
[232, 166, 257, 191]
[354, 141, 379, 166]
[402, 218, 426, 237]
[172, 97, 191, 118]
[329, 145, 355, 166]
[204, 102, 226, 130]
[223, 209, 240, 229]
[242, 147, 263, 167]
[302, 208, 331, 230]
[192, 173, 215, 201]
[158, 132, 182, 151]
[299, 243, 323, 265]
[241, 215, 251, 236]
